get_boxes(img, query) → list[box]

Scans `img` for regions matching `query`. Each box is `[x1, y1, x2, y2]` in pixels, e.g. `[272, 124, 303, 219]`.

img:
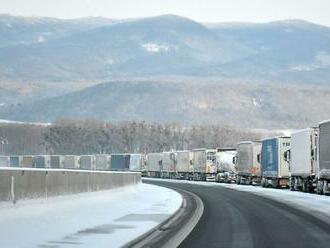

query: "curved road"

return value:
[145, 179, 330, 248]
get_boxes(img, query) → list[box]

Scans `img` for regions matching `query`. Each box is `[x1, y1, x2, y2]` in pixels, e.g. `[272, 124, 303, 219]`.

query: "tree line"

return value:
[0, 120, 271, 155]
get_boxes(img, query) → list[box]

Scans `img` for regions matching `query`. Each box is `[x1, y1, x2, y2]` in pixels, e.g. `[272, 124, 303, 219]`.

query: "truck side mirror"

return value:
[232, 156, 237, 164]
[257, 154, 261, 163]
[284, 150, 290, 162]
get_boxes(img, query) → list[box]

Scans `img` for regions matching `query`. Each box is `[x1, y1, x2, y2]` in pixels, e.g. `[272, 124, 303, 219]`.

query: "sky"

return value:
[0, 0, 330, 26]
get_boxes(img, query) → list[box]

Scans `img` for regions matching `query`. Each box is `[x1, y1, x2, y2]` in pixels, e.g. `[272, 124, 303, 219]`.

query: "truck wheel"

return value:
[323, 180, 329, 196]
[261, 178, 266, 188]
[294, 178, 300, 191]
[316, 180, 323, 195]
[302, 181, 307, 192]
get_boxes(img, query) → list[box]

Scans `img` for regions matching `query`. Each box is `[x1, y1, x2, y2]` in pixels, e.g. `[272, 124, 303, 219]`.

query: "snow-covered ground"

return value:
[0, 183, 182, 248]
[147, 178, 330, 219]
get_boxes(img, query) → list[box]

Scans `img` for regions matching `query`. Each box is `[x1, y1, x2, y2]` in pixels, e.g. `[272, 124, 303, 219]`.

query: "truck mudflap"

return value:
[278, 178, 289, 188]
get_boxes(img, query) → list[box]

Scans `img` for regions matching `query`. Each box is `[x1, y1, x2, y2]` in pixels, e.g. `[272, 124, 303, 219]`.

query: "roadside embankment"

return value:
[0, 168, 140, 202]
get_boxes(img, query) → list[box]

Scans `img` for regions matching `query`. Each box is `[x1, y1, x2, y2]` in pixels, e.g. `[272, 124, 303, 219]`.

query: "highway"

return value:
[145, 179, 330, 248]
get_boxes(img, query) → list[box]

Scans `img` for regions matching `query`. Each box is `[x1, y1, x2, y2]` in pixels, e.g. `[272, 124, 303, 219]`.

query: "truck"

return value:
[160, 152, 176, 178]
[34, 155, 51, 168]
[191, 148, 216, 181]
[111, 154, 130, 171]
[50, 155, 64, 169]
[146, 153, 162, 178]
[215, 148, 237, 183]
[0, 156, 9, 167]
[261, 137, 291, 188]
[175, 150, 193, 180]
[235, 141, 262, 185]
[63, 155, 80, 169]
[316, 120, 330, 195]
[20, 155, 35, 168]
[288, 128, 318, 192]
[94, 154, 111, 171]
[9, 156, 20, 167]
[79, 155, 95, 170]
[129, 154, 143, 171]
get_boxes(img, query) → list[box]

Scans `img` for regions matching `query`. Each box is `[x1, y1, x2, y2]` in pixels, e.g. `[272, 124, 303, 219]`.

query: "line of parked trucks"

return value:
[0, 153, 145, 171]
[144, 120, 330, 195]
[0, 120, 329, 195]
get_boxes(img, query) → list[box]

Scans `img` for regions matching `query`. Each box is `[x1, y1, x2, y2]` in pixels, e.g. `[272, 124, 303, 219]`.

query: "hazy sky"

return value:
[1, 0, 330, 26]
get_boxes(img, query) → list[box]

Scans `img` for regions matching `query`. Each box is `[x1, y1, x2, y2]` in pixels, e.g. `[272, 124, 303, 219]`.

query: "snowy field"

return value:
[0, 183, 182, 248]
[146, 178, 330, 220]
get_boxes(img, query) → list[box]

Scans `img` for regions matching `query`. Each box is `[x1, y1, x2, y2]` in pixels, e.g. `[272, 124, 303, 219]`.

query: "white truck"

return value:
[0, 156, 9, 167]
[161, 152, 176, 178]
[215, 148, 237, 183]
[94, 154, 111, 171]
[146, 153, 162, 178]
[129, 153, 143, 171]
[289, 128, 318, 192]
[191, 148, 216, 181]
[288, 121, 330, 195]
[79, 155, 95, 170]
[175, 150, 193, 180]
[235, 141, 262, 185]
[63, 155, 80, 169]
[316, 120, 330, 195]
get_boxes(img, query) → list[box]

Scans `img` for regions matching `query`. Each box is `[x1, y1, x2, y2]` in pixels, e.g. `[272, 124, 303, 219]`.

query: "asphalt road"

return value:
[145, 180, 330, 248]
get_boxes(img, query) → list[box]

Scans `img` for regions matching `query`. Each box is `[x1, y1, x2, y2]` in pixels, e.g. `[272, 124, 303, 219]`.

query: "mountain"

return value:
[0, 14, 254, 83]
[0, 15, 329, 85]
[2, 80, 330, 129]
[0, 14, 115, 48]
[206, 20, 330, 84]
[0, 14, 330, 128]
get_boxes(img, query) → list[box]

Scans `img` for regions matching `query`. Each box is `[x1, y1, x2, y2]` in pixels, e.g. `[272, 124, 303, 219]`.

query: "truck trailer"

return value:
[94, 154, 111, 171]
[34, 155, 51, 168]
[215, 148, 237, 183]
[0, 156, 9, 167]
[9, 156, 20, 167]
[146, 153, 162, 178]
[236, 141, 262, 185]
[261, 137, 291, 188]
[111, 154, 130, 171]
[129, 154, 143, 171]
[191, 148, 216, 181]
[20, 155, 35, 168]
[289, 128, 318, 192]
[50, 155, 64, 169]
[63, 155, 80, 169]
[161, 152, 176, 178]
[79, 155, 95, 170]
[175, 150, 193, 179]
[317, 120, 330, 195]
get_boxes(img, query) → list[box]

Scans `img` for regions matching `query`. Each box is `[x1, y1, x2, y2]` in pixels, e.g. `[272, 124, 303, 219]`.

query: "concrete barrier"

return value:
[0, 168, 141, 202]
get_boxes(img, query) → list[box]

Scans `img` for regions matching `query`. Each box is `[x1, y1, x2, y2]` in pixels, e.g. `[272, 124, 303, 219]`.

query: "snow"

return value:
[252, 97, 259, 107]
[147, 178, 330, 219]
[291, 51, 330, 72]
[142, 43, 178, 53]
[0, 119, 52, 126]
[37, 35, 45, 43]
[0, 183, 182, 248]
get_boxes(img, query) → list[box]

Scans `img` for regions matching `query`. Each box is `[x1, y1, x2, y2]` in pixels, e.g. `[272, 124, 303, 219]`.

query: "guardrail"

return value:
[0, 168, 141, 203]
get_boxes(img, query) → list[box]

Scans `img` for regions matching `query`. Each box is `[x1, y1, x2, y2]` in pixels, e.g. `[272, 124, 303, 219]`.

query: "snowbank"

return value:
[0, 183, 182, 248]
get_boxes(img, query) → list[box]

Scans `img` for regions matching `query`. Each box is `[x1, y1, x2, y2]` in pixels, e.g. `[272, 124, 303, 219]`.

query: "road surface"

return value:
[145, 179, 330, 248]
